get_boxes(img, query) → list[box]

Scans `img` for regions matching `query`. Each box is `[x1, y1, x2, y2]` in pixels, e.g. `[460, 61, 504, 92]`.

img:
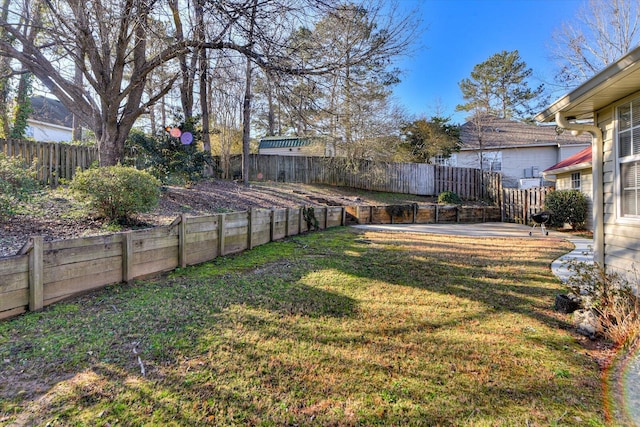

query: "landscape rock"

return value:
[573, 308, 601, 339]
[554, 293, 581, 313]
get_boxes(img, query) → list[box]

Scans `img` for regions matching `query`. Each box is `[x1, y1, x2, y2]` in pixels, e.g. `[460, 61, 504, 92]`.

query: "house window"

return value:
[571, 172, 581, 190]
[481, 151, 502, 172]
[433, 154, 456, 166]
[617, 97, 640, 217]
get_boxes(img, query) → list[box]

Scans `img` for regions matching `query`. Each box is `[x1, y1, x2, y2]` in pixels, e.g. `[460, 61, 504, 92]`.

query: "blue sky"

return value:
[393, 0, 587, 123]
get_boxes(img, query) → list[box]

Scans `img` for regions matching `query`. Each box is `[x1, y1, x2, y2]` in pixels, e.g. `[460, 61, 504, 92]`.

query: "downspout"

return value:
[555, 112, 604, 266]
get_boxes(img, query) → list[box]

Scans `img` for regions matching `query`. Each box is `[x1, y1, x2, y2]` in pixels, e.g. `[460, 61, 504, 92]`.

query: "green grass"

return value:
[0, 228, 607, 426]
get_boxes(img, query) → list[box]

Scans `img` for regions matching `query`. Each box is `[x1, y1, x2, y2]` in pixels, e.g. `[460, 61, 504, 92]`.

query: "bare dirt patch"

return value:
[0, 180, 436, 257]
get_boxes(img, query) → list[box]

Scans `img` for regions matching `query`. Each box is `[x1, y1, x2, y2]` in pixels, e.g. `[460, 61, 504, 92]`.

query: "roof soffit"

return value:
[536, 45, 640, 122]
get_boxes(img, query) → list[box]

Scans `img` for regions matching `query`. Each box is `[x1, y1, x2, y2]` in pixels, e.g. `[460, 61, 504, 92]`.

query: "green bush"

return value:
[70, 165, 160, 223]
[124, 118, 215, 184]
[0, 153, 39, 219]
[437, 191, 462, 205]
[544, 190, 588, 229]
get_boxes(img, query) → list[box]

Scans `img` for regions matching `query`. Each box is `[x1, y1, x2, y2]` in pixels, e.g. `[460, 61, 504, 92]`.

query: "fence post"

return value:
[122, 231, 134, 283]
[247, 208, 255, 249]
[524, 189, 529, 225]
[179, 214, 187, 268]
[270, 210, 275, 241]
[218, 213, 226, 256]
[285, 208, 290, 236]
[28, 236, 44, 312]
[298, 208, 303, 234]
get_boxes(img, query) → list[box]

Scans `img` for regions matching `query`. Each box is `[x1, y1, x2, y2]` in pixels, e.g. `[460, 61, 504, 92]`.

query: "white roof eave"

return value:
[535, 45, 640, 123]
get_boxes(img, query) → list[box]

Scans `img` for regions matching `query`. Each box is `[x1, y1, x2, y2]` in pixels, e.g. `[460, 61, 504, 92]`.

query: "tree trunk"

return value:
[242, 0, 258, 185]
[242, 56, 252, 185]
[98, 122, 127, 166]
[196, 0, 211, 160]
[73, 46, 83, 141]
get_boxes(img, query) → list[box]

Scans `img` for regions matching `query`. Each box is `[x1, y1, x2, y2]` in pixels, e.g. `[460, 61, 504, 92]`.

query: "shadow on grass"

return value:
[0, 226, 599, 426]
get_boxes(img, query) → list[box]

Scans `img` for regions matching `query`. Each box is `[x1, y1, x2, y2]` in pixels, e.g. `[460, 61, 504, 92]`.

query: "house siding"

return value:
[456, 145, 584, 188]
[26, 120, 72, 142]
[597, 100, 640, 276]
[555, 169, 593, 230]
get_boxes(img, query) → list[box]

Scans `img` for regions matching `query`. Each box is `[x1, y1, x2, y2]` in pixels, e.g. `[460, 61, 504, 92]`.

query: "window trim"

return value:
[571, 172, 581, 191]
[615, 94, 640, 222]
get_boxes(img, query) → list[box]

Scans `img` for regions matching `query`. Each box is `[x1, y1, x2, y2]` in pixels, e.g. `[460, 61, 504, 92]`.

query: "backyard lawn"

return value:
[0, 227, 608, 426]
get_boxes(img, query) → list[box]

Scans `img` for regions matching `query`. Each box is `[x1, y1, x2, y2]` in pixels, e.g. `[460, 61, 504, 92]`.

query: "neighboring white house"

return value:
[258, 136, 332, 157]
[535, 44, 640, 277]
[444, 116, 590, 188]
[26, 96, 73, 142]
[543, 146, 593, 230]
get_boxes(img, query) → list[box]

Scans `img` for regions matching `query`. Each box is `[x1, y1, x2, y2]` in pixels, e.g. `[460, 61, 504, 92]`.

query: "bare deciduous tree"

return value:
[550, 0, 640, 87]
[0, 0, 418, 167]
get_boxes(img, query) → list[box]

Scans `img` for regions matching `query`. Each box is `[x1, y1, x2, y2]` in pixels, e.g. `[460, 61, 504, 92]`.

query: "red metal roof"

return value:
[544, 146, 592, 172]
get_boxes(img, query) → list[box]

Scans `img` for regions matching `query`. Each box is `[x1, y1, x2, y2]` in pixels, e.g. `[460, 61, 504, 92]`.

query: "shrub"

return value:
[544, 189, 588, 229]
[437, 191, 462, 205]
[70, 165, 161, 223]
[0, 153, 39, 219]
[124, 118, 215, 184]
[565, 260, 640, 348]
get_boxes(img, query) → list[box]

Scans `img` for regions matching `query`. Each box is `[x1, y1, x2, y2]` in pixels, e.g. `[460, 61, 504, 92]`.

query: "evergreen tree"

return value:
[456, 50, 545, 121]
[401, 116, 461, 163]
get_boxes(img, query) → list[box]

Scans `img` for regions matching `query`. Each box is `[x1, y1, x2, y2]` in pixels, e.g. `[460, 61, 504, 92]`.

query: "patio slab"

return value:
[352, 222, 594, 282]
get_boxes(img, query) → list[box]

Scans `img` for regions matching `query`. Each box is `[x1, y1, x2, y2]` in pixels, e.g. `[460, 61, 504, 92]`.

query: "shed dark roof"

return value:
[544, 146, 592, 173]
[258, 137, 313, 149]
[29, 96, 73, 128]
[460, 116, 591, 149]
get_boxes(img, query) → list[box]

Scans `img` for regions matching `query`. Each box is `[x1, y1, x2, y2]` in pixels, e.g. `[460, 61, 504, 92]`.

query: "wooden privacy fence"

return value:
[2, 139, 502, 202]
[0, 138, 97, 186]
[0, 203, 503, 320]
[225, 155, 503, 203]
[502, 187, 552, 224]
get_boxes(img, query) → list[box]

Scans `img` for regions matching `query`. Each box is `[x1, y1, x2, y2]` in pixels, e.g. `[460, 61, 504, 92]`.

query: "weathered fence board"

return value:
[272, 209, 288, 241]
[45, 261, 122, 304]
[228, 155, 501, 202]
[0, 138, 97, 186]
[502, 187, 552, 224]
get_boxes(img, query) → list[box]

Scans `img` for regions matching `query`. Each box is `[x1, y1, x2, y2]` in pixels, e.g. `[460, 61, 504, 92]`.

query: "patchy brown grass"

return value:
[0, 228, 609, 426]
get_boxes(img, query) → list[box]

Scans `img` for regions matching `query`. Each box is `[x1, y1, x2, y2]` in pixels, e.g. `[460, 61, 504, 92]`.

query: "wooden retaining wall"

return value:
[1, 204, 499, 320]
[345, 204, 502, 225]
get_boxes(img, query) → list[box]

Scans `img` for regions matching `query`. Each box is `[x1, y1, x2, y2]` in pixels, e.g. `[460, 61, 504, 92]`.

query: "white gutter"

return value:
[555, 112, 604, 266]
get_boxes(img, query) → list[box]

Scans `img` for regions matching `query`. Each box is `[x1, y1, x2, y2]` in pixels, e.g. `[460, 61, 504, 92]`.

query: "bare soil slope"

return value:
[0, 180, 436, 257]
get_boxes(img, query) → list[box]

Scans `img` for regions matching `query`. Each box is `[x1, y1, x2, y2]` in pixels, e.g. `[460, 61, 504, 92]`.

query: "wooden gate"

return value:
[502, 187, 553, 224]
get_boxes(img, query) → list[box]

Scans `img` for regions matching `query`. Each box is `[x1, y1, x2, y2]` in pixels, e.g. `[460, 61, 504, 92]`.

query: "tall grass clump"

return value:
[566, 260, 640, 348]
[0, 153, 39, 219]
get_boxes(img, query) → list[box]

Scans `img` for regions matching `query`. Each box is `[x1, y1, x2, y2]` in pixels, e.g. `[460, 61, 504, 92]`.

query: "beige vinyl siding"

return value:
[457, 146, 561, 188]
[555, 169, 593, 230]
[598, 98, 640, 275]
